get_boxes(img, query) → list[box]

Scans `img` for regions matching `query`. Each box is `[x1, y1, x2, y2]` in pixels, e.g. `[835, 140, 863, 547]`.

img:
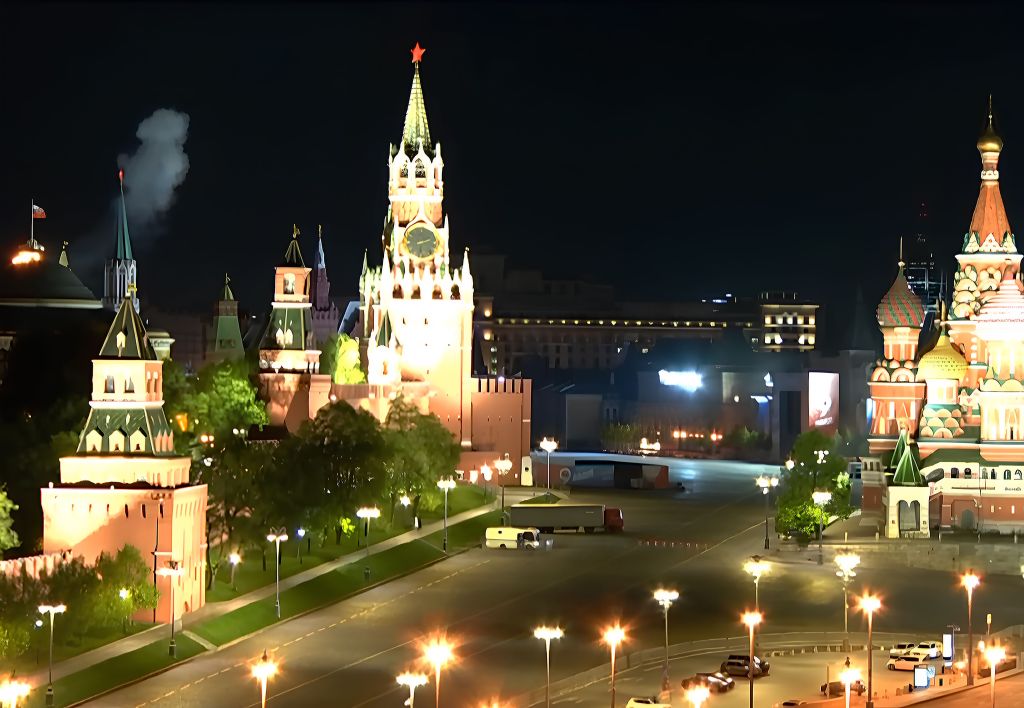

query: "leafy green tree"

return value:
[0, 488, 19, 555]
[776, 430, 853, 540]
[189, 359, 268, 437]
[95, 545, 159, 627]
[382, 396, 460, 521]
[331, 334, 366, 384]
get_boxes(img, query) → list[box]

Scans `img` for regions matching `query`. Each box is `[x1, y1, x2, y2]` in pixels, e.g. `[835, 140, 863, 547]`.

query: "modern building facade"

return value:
[865, 110, 1024, 535]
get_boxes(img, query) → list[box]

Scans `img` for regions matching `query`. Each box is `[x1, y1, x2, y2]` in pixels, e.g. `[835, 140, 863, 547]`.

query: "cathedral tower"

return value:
[310, 225, 341, 346]
[103, 170, 139, 312]
[207, 273, 245, 364]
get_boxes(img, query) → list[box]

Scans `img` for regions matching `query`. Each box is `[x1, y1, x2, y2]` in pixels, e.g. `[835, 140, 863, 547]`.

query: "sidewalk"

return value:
[23, 497, 504, 687]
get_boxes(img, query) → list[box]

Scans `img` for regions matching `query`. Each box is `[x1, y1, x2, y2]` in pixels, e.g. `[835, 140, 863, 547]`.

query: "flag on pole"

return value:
[32, 204, 47, 219]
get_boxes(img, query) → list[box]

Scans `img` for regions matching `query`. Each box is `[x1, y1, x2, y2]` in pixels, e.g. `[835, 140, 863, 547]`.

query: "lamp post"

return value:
[812, 489, 832, 565]
[296, 527, 305, 562]
[266, 529, 288, 619]
[38, 603, 65, 706]
[397, 671, 428, 707]
[0, 679, 31, 708]
[156, 561, 183, 657]
[118, 587, 131, 633]
[356, 507, 381, 559]
[229, 552, 241, 590]
[251, 649, 277, 708]
[839, 658, 861, 708]
[602, 625, 626, 708]
[962, 570, 981, 686]
[481, 464, 493, 503]
[743, 557, 770, 611]
[437, 478, 456, 552]
[755, 475, 779, 549]
[834, 552, 860, 651]
[539, 438, 558, 490]
[653, 589, 678, 692]
[685, 685, 710, 708]
[857, 593, 881, 708]
[740, 611, 762, 708]
[533, 625, 563, 708]
[423, 638, 453, 708]
[494, 454, 513, 509]
[981, 642, 1005, 708]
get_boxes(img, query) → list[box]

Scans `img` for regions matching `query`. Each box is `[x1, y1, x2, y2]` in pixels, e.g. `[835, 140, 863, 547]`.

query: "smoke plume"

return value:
[117, 108, 190, 236]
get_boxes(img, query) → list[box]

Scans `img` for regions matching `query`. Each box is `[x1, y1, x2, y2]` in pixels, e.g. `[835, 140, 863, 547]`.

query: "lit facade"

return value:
[41, 294, 207, 622]
[866, 110, 1024, 534]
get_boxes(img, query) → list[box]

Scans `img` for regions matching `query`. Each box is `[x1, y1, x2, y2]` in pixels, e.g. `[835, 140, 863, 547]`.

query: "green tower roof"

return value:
[889, 428, 909, 470]
[220, 273, 235, 301]
[376, 310, 394, 347]
[891, 444, 923, 486]
[116, 173, 133, 261]
[98, 293, 156, 360]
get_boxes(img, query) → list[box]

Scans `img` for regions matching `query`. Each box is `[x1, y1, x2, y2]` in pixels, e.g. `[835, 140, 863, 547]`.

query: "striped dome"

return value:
[917, 332, 967, 381]
[877, 266, 925, 328]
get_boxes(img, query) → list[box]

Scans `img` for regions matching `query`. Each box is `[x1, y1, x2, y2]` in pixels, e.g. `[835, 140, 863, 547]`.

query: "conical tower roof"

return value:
[282, 225, 305, 267]
[891, 444, 923, 486]
[220, 273, 235, 301]
[967, 99, 1015, 253]
[877, 264, 925, 328]
[116, 170, 134, 261]
[889, 427, 909, 469]
[400, 43, 432, 158]
[99, 292, 156, 360]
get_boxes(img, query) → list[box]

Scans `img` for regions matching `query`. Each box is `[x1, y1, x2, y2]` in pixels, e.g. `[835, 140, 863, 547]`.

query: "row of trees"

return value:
[0, 546, 156, 661]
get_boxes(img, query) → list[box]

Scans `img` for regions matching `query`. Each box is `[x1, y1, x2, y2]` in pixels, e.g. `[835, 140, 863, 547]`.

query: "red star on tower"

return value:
[410, 42, 425, 63]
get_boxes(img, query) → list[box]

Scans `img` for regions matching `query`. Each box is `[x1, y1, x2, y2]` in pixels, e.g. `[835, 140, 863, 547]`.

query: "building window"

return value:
[950, 468, 959, 479]
[104, 375, 115, 393]
[1016, 470, 1023, 480]
[1005, 470, 1012, 480]
[283, 273, 296, 295]
[964, 469, 972, 479]
[125, 377, 134, 393]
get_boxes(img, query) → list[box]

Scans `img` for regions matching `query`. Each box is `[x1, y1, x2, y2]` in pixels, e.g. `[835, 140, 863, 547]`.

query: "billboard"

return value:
[807, 372, 839, 435]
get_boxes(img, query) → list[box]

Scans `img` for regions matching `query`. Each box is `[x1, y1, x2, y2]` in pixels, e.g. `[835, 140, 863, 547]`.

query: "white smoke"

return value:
[117, 108, 190, 235]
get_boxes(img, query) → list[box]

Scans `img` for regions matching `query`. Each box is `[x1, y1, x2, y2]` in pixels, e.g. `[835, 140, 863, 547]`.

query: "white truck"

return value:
[485, 526, 541, 549]
[508, 503, 624, 534]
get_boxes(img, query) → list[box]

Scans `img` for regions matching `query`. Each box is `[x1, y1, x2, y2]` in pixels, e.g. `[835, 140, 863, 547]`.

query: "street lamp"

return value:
[481, 464, 493, 502]
[755, 475, 779, 549]
[533, 625, 564, 708]
[743, 556, 770, 611]
[685, 684, 710, 708]
[266, 529, 288, 619]
[961, 570, 981, 686]
[740, 611, 762, 708]
[981, 642, 1005, 708]
[118, 587, 131, 633]
[396, 671, 428, 708]
[839, 659, 861, 708]
[251, 649, 277, 708]
[437, 477, 456, 552]
[494, 454, 513, 509]
[857, 593, 882, 708]
[422, 637, 453, 708]
[38, 603, 65, 706]
[540, 437, 558, 490]
[296, 527, 306, 562]
[356, 506, 381, 559]
[155, 561, 183, 656]
[653, 589, 679, 691]
[834, 552, 860, 650]
[229, 552, 242, 590]
[812, 489, 832, 565]
[0, 678, 31, 708]
[602, 624, 626, 708]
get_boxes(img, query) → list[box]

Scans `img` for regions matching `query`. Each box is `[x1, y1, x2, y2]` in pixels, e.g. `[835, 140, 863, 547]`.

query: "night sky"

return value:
[2, 2, 1024, 317]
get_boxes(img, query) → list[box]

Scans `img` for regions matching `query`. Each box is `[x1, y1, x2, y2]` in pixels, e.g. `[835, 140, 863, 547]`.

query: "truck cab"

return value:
[485, 526, 541, 549]
[604, 507, 624, 532]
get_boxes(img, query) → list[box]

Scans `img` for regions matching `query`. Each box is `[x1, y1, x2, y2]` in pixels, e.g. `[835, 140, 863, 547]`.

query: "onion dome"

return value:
[876, 265, 925, 328]
[917, 332, 967, 381]
[978, 103, 1003, 155]
[975, 276, 1024, 325]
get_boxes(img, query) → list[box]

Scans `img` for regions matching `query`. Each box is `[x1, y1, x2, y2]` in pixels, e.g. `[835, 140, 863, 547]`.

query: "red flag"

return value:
[32, 204, 46, 219]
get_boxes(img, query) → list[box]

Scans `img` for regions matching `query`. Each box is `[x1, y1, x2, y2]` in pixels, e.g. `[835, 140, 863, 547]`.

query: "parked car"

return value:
[626, 698, 670, 708]
[898, 647, 933, 662]
[889, 642, 917, 658]
[721, 657, 770, 677]
[821, 679, 866, 697]
[915, 641, 941, 659]
[887, 656, 923, 671]
[776, 701, 808, 707]
[681, 672, 735, 693]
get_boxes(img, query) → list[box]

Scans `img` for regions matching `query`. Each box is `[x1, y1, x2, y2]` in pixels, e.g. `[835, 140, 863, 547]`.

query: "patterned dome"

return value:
[877, 266, 925, 328]
[975, 276, 1024, 324]
[917, 332, 967, 381]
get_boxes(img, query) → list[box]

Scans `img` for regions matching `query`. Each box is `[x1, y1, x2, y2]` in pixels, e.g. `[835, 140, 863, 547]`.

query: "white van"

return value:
[485, 526, 540, 549]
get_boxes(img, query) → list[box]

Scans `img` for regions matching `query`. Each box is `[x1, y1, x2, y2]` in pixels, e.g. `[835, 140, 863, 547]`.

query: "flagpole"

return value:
[30, 198, 34, 247]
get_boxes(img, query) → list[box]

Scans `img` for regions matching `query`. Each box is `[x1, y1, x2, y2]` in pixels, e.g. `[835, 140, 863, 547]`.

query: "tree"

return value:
[95, 545, 159, 626]
[382, 396, 460, 521]
[189, 359, 268, 437]
[0, 488, 19, 555]
[776, 430, 853, 540]
[330, 334, 366, 384]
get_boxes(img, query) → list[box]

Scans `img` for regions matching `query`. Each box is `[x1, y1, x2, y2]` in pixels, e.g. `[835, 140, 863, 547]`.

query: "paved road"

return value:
[85, 457, 1024, 707]
[923, 672, 1024, 707]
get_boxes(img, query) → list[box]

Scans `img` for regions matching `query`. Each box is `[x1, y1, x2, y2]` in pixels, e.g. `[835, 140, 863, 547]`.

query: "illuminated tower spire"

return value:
[103, 169, 139, 312]
[401, 42, 432, 157]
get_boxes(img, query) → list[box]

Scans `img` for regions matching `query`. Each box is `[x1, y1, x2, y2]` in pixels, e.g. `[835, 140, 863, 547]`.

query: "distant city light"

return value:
[658, 370, 703, 392]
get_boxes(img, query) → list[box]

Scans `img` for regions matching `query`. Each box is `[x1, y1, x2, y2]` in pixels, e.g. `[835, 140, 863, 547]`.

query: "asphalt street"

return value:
[84, 456, 1024, 707]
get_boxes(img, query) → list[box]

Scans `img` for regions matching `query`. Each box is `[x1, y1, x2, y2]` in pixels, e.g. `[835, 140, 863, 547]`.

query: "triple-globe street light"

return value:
[834, 552, 860, 650]
[653, 588, 679, 691]
[602, 625, 626, 708]
[437, 477, 457, 552]
[755, 475, 779, 549]
[38, 603, 65, 707]
[812, 489, 832, 565]
[539, 438, 558, 490]
[533, 625, 563, 708]
[356, 506, 381, 558]
[396, 671, 428, 708]
[266, 529, 289, 619]
[494, 453, 513, 509]
[857, 593, 882, 708]
[740, 611, 762, 708]
[156, 561, 183, 657]
[743, 557, 770, 611]
[962, 570, 981, 686]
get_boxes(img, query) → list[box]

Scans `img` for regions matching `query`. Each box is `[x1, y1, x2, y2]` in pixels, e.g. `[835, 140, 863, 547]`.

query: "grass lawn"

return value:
[206, 484, 489, 602]
[23, 634, 205, 708]
[8, 622, 154, 679]
[193, 510, 503, 647]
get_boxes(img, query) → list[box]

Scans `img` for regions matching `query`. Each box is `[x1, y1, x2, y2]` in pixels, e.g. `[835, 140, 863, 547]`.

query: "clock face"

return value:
[404, 224, 439, 259]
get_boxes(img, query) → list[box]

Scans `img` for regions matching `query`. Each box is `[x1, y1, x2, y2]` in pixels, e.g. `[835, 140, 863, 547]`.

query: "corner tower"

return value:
[103, 170, 139, 312]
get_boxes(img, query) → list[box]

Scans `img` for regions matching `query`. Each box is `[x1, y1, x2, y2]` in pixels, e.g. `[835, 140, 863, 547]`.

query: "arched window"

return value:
[104, 375, 116, 393]
[125, 377, 135, 393]
[1016, 470, 1023, 480]
[1004, 470, 1012, 480]
[283, 273, 296, 295]
[951, 467, 959, 479]
[964, 468, 973, 479]
[109, 429, 125, 453]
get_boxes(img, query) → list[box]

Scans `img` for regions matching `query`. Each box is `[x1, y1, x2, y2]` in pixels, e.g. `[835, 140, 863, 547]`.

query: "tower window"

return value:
[104, 375, 115, 393]
[125, 378, 135, 393]
[283, 274, 296, 295]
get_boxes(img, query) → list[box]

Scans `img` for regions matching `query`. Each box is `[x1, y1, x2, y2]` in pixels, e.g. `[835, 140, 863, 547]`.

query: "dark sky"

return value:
[1, 2, 1023, 317]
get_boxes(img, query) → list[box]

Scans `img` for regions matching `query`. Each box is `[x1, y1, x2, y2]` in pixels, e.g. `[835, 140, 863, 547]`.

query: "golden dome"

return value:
[978, 98, 1003, 154]
[917, 332, 968, 382]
